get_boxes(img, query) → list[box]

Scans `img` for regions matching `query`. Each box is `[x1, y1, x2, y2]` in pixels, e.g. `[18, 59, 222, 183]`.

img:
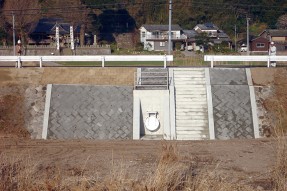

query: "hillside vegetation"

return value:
[0, 0, 287, 44]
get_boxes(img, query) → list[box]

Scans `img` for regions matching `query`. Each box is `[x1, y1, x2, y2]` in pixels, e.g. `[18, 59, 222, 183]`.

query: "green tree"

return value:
[195, 33, 210, 50]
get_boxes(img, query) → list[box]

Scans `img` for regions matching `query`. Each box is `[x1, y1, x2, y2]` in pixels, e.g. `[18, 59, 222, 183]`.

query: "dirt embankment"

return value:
[0, 67, 287, 190]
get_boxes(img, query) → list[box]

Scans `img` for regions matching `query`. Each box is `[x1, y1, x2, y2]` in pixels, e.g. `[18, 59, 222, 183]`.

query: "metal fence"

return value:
[0, 55, 173, 68]
[204, 55, 287, 68]
[134, 72, 169, 90]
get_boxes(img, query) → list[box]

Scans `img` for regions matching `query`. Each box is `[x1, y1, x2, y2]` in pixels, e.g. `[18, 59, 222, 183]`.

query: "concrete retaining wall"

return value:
[210, 68, 254, 139]
[47, 85, 133, 139]
[0, 47, 111, 56]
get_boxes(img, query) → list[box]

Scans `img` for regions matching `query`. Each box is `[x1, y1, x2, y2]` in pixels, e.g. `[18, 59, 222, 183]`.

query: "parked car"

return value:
[240, 44, 247, 52]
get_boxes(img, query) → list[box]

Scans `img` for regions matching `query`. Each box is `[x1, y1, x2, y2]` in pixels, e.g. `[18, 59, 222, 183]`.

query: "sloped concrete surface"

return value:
[48, 85, 133, 139]
[210, 69, 254, 139]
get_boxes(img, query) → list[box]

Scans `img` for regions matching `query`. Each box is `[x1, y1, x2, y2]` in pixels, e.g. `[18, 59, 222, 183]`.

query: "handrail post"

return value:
[39, 56, 42, 68]
[267, 56, 270, 68]
[211, 57, 214, 68]
[17, 56, 21, 68]
[164, 54, 167, 68]
[101, 56, 105, 67]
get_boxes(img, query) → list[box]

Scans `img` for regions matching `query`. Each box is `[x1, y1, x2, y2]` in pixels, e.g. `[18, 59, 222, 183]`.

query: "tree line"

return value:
[0, 0, 287, 45]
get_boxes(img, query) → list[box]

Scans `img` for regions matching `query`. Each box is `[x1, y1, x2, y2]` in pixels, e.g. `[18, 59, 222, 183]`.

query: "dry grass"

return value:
[271, 105, 287, 191]
[0, 142, 260, 191]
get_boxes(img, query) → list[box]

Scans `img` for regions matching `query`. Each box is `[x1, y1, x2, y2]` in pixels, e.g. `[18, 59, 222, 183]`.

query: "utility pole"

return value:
[234, 25, 237, 51]
[247, 17, 250, 55]
[168, 0, 172, 55]
[12, 12, 15, 56]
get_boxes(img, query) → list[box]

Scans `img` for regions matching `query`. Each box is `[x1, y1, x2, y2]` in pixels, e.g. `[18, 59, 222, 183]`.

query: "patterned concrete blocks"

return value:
[210, 69, 254, 139]
[48, 85, 133, 139]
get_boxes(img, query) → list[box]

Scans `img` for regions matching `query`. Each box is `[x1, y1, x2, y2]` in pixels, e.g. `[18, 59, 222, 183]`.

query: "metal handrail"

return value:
[204, 55, 287, 68]
[134, 71, 169, 90]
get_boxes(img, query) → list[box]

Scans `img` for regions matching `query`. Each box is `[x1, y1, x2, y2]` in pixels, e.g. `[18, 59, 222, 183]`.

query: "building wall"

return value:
[272, 37, 286, 42]
[154, 41, 169, 51]
[134, 90, 169, 137]
[251, 38, 269, 52]
[0, 46, 111, 56]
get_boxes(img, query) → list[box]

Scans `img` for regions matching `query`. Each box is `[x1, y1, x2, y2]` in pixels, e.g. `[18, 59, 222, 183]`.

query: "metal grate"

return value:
[134, 71, 169, 90]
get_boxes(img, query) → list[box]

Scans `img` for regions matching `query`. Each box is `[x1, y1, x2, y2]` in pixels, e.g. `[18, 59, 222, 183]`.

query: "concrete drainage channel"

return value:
[41, 67, 261, 141]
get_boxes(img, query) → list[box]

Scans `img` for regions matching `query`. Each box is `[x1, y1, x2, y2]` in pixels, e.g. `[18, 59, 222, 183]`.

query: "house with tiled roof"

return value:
[139, 24, 185, 51]
[139, 23, 231, 51]
[29, 18, 81, 45]
[258, 29, 287, 52]
[194, 23, 231, 46]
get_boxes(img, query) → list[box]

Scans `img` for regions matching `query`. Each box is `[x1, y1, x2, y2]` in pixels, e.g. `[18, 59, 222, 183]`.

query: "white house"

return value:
[139, 24, 184, 51]
[194, 23, 219, 37]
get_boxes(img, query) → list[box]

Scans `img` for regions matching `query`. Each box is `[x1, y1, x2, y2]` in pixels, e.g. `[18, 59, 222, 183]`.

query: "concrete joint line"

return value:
[246, 68, 260, 138]
[42, 84, 52, 139]
[246, 68, 253, 86]
[163, 93, 171, 140]
[132, 95, 140, 140]
[205, 68, 215, 140]
[168, 68, 176, 140]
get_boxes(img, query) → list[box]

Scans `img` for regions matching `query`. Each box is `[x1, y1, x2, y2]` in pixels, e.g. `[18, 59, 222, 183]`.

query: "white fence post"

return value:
[267, 57, 270, 68]
[211, 57, 214, 68]
[101, 56, 105, 67]
[164, 54, 167, 68]
[39, 56, 42, 68]
[17, 57, 21, 68]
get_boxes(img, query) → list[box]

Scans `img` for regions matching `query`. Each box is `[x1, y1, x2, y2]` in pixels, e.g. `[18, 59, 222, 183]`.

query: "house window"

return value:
[142, 32, 146, 38]
[256, 43, 265, 48]
[160, 42, 165, 47]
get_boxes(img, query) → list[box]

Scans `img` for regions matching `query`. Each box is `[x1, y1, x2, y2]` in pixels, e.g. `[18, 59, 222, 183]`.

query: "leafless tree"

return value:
[2, 0, 40, 44]
[277, 14, 287, 29]
[65, 6, 90, 46]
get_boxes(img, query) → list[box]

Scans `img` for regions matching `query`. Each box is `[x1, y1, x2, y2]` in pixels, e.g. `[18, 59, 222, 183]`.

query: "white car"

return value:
[240, 44, 247, 52]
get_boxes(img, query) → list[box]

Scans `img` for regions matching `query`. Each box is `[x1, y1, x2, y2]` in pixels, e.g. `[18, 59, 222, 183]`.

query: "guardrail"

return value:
[134, 72, 169, 90]
[0, 55, 173, 68]
[204, 55, 287, 68]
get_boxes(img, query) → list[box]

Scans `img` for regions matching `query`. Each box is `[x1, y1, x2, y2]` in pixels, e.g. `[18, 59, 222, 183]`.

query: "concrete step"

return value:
[176, 92, 206, 99]
[176, 111, 208, 116]
[176, 130, 209, 135]
[136, 86, 168, 90]
[140, 135, 163, 140]
[173, 84, 206, 88]
[176, 126, 208, 131]
[174, 77, 205, 81]
[176, 104, 206, 108]
[174, 74, 205, 78]
[176, 101, 207, 106]
[176, 91, 206, 96]
[176, 108, 208, 113]
[176, 134, 209, 140]
[176, 97, 207, 102]
[175, 90, 206, 94]
[175, 87, 206, 92]
[176, 115, 207, 120]
[176, 120, 208, 126]
[174, 81, 206, 85]
[141, 68, 168, 73]
[173, 68, 205, 71]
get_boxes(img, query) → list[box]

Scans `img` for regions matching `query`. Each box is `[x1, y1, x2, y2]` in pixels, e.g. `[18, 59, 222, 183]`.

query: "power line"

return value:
[1, 1, 287, 13]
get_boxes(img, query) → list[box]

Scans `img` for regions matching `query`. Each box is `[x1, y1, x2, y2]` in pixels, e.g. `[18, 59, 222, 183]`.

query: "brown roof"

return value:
[141, 25, 182, 31]
[260, 29, 287, 37]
